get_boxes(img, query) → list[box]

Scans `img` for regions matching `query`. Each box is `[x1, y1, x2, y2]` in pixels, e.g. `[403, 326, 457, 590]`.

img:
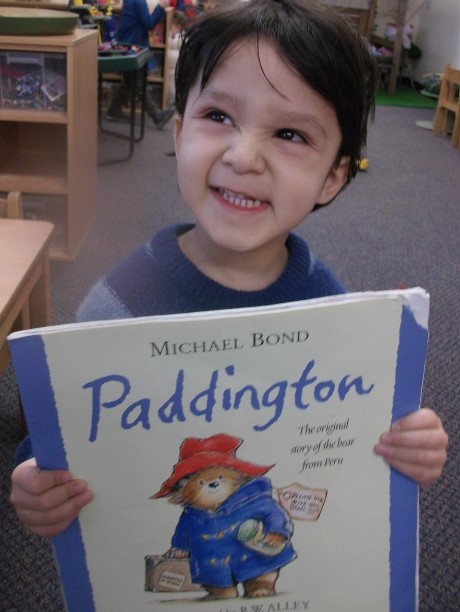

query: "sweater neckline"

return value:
[150, 224, 313, 310]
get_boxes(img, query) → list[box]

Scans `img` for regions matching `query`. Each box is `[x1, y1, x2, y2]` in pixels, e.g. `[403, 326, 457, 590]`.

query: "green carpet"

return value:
[376, 85, 437, 109]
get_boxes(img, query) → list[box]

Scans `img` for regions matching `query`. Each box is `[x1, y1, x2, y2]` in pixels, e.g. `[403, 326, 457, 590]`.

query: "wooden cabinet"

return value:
[0, 29, 98, 261]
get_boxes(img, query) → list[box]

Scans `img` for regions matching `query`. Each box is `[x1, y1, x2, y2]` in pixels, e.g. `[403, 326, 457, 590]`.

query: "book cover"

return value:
[8, 288, 429, 612]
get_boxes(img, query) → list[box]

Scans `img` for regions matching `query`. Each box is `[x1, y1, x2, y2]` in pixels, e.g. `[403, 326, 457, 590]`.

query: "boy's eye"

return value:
[207, 110, 232, 125]
[276, 129, 306, 143]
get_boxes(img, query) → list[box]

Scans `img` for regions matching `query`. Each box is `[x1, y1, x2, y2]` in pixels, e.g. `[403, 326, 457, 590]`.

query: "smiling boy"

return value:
[11, 0, 447, 538]
[175, 40, 349, 291]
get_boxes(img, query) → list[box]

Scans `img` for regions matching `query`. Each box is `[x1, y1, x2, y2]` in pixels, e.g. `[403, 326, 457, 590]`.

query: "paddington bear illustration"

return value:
[151, 433, 297, 600]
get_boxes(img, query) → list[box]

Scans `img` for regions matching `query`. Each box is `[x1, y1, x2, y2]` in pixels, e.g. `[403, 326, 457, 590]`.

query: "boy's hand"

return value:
[374, 408, 448, 486]
[10, 459, 93, 538]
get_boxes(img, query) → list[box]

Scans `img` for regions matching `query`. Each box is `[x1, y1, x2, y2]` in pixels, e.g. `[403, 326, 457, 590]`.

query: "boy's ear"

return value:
[317, 157, 350, 205]
[174, 115, 183, 155]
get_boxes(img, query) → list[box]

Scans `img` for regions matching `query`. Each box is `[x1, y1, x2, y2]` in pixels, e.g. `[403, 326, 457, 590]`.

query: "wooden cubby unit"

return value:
[0, 29, 98, 261]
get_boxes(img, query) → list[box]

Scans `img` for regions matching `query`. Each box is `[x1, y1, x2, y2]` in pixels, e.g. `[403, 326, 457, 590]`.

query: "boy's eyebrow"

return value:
[197, 88, 244, 111]
[198, 87, 329, 139]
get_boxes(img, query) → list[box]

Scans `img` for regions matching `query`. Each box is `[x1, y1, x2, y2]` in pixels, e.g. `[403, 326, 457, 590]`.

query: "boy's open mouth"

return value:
[218, 188, 265, 209]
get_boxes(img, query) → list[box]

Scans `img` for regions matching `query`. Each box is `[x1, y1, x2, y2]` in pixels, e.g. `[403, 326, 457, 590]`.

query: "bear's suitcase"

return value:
[145, 555, 203, 592]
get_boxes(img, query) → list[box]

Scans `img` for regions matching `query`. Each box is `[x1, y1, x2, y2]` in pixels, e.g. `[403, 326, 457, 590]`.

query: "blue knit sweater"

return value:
[77, 224, 346, 322]
[15, 224, 345, 464]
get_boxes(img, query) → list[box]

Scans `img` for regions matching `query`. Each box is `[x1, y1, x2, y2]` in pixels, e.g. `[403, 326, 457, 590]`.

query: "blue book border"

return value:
[389, 304, 427, 612]
[10, 334, 95, 612]
[9, 300, 427, 612]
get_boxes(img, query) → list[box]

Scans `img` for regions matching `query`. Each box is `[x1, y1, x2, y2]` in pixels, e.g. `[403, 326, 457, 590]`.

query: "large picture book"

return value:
[8, 288, 429, 612]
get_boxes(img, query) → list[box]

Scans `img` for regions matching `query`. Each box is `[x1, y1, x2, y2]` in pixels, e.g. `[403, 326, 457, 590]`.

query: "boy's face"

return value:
[174, 39, 349, 263]
[203, 0, 217, 11]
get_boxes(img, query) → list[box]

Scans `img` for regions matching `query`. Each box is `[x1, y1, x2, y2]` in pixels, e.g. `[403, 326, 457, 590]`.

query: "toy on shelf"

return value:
[0, 50, 66, 111]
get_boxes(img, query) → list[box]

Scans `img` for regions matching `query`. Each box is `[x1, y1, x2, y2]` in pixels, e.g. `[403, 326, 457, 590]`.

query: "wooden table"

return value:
[0, 219, 54, 374]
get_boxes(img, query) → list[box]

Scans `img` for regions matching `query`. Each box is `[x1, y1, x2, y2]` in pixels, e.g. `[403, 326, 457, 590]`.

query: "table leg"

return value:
[28, 251, 51, 329]
[135, 64, 147, 144]
[98, 65, 148, 165]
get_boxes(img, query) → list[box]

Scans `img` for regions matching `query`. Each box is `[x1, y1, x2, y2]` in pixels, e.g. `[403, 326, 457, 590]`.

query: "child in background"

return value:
[173, 0, 198, 21]
[197, 0, 218, 13]
[11, 0, 447, 539]
[106, 0, 174, 127]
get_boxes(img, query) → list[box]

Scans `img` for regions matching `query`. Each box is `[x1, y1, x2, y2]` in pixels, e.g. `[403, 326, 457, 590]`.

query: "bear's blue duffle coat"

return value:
[171, 476, 297, 587]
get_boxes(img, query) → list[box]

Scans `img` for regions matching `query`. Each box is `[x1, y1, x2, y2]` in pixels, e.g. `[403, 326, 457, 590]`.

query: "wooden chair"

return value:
[0, 192, 27, 333]
[433, 64, 460, 150]
[0, 191, 28, 433]
[0, 191, 23, 219]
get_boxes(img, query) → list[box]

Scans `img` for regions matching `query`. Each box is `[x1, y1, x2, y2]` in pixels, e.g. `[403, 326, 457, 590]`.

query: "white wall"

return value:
[414, 0, 460, 80]
[372, 1, 460, 81]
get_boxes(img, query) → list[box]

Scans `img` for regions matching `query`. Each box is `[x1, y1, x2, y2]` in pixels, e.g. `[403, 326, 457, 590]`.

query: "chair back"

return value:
[433, 64, 460, 150]
[0, 192, 23, 219]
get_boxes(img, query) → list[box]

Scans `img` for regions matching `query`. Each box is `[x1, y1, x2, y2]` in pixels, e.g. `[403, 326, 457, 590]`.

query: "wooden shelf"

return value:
[0, 151, 68, 195]
[328, 1, 408, 96]
[0, 29, 98, 261]
[0, 109, 67, 124]
[147, 74, 163, 84]
[367, 0, 409, 96]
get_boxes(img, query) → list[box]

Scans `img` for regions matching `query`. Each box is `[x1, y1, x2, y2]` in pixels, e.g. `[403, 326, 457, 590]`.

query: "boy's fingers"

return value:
[11, 459, 93, 537]
[378, 427, 448, 450]
[11, 459, 72, 497]
[374, 442, 445, 466]
[380, 408, 448, 453]
[12, 478, 90, 512]
[14, 488, 93, 538]
[392, 407, 444, 432]
[381, 457, 442, 487]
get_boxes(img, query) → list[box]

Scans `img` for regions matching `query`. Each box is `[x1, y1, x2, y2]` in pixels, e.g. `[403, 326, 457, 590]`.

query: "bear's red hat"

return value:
[151, 433, 274, 498]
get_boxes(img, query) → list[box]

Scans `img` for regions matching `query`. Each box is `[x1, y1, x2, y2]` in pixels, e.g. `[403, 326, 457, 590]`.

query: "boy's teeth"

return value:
[220, 188, 262, 209]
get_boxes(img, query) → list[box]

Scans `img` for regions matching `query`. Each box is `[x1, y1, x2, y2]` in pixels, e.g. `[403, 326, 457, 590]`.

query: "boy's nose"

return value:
[221, 133, 265, 174]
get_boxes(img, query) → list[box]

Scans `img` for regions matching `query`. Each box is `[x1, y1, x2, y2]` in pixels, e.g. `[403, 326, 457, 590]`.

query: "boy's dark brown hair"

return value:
[175, 0, 379, 182]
